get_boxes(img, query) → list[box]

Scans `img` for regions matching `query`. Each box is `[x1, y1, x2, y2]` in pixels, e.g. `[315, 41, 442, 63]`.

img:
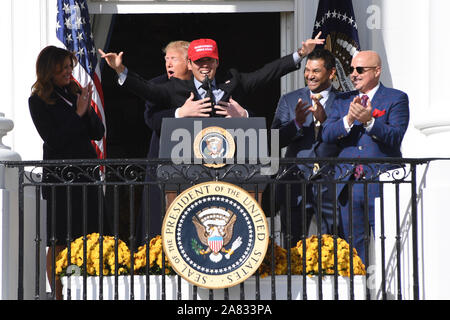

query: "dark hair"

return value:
[31, 45, 79, 104]
[307, 48, 336, 70]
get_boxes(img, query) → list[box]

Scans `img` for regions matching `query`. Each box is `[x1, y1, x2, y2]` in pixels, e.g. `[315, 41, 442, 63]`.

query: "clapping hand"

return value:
[347, 96, 373, 125]
[294, 98, 311, 126]
[76, 83, 93, 117]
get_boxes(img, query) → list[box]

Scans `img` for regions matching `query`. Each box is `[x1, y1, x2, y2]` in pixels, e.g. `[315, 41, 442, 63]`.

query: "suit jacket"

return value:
[321, 83, 410, 196]
[271, 86, 340, 207]
[123, 53, 301, 136]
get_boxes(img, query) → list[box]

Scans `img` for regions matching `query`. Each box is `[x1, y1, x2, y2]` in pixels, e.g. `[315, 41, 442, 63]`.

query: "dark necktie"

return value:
[200, 78, 216, 117]
[354, 95, 369, 179]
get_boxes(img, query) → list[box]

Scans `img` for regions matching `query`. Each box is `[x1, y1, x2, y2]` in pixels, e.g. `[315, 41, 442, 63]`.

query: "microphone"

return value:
[202, 75, 216, 117]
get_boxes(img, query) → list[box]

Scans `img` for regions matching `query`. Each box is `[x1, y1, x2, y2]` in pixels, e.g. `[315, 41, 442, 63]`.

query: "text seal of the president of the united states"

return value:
[162, 181, 269, 289]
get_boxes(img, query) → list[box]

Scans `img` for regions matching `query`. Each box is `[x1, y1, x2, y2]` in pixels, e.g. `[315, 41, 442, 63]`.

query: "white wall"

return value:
[0, 0, 58, 161]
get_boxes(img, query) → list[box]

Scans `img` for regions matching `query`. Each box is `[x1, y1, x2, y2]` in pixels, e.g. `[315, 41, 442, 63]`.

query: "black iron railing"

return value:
[2, 158, 430, 300]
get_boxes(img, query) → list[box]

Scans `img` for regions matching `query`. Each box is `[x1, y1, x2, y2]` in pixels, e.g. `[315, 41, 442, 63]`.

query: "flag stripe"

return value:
[57, 0, 106, 159]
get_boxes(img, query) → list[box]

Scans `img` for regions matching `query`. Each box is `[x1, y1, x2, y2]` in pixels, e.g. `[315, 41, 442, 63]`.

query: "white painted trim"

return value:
[87, 0, 294, 14]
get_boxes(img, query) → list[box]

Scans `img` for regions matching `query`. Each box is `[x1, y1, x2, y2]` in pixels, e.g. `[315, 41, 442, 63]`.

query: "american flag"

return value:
[56, 0, 106, 159]
[312, 0, 361, 91]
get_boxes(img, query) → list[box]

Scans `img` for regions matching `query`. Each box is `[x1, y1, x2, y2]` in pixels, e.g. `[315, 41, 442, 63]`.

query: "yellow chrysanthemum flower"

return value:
[258, 235, 365, 278]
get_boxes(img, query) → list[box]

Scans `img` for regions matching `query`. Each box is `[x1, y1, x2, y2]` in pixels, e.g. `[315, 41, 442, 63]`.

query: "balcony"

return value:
[0, 158, 431, 300]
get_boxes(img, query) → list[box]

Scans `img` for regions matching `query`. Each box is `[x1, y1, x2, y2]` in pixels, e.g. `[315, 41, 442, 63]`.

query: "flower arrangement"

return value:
[55, 233, 131, 276]
[133, 235, 174, 275]
[258, 235, 366, 278]
[55, 233, 174, 277]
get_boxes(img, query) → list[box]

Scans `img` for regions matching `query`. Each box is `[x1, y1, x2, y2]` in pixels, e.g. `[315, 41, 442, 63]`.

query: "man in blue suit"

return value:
[322, 50, 410, 265]
[271, 48, 341, 244]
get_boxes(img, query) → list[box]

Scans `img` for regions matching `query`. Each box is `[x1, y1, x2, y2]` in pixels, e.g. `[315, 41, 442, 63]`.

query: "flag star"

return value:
[65, 33, 73, 43]
[64, 17, 73, 29]
[315, 21, 321, 29]
[348, 17, 354, 25]
[332, 10, 338, 18]
[63, 3, 71, 14]
[76, 32, 84, 41]
[80, 2, 85, 10]
[342, 13, 348, 21]
[326, 10, 332, 18]
[56, 20, 61, 31]
[75, 17, 83, 29]
[78, 47, 85, 58]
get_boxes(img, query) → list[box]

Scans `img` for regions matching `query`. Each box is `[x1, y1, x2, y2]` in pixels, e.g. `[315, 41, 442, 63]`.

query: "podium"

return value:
[157, 117, 270, 209]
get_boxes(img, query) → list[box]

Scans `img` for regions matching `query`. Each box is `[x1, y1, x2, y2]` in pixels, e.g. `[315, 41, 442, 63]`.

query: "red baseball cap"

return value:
[188, 39, 219, 62]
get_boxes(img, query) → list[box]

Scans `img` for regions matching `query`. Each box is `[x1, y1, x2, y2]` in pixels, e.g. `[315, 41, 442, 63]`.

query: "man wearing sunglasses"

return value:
[322, 50, 410, 265]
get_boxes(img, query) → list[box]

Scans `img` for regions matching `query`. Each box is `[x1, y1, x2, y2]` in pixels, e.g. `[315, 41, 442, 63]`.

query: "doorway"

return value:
[102, 12, 281, 159]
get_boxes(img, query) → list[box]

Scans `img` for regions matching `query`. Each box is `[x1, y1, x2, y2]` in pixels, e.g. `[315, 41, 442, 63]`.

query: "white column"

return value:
[366, 0, 450, 299]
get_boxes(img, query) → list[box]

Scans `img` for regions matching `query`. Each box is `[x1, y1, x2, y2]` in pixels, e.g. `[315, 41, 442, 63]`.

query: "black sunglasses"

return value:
[350, 66, 378, 74]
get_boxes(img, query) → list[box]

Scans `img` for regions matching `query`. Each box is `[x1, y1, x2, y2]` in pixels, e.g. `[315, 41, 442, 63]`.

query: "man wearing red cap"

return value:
[99, 34, 324, 119]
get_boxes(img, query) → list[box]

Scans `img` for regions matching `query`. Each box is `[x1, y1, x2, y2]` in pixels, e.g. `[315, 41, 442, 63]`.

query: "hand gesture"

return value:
[294, 98, 311, 126]
[76, 83, 93, 117]
[98, 49, 125, 74]
[298, 31, 325, 58]
[178, 92, 212, 117]
[347, 96, 373, 125]
[310, 94, 327, 123]
[215, 96, 248, 118]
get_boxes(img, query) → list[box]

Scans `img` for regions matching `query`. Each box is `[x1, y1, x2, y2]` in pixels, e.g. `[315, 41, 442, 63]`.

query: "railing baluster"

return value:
[98, 185, 104, 300]
[395, 183, 402, 300]
[286, 183, 292, 300]
[348, 182, 354, 300]
[379, 183, 387, 300]
[66, 185, 72, 301]
[34, 186, 41, 300]
[82, 185, 87, 301]
[364, 182, 370, 300]
[114, 185, 119, 300]
[129, 185, 135, 300]
[17, 166, 24, 300]
[410, 163, 420, 300]
[332, 182, 339, 301]
[317, 182, 323, 301]
[301, 182, 307, 300]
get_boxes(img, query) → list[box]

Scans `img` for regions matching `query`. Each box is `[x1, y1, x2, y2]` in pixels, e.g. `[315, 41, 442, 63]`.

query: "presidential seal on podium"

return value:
[162, 181, 268, 289]
[193, 126, 235, 168]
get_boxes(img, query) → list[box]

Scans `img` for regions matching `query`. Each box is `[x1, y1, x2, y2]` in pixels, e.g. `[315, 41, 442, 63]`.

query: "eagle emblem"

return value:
[192, 206, 242, 263]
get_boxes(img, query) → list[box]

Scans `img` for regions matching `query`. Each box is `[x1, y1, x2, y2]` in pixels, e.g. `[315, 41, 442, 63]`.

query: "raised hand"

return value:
[98, 49, 125, 74]
[298, 31, 325, 58]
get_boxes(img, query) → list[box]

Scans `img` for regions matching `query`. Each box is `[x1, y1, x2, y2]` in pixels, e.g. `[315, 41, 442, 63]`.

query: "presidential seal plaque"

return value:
[162, 181, 269, 289]
[193, 126, 235, 168]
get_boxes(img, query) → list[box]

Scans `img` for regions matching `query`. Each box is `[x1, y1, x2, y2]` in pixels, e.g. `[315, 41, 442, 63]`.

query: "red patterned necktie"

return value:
[361, 94, 369, 107]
